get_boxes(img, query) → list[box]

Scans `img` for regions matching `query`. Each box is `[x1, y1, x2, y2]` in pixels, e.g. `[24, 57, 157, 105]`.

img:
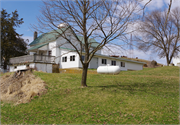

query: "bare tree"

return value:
[32, 0, 146, 87]
[135, 7, 180, 65]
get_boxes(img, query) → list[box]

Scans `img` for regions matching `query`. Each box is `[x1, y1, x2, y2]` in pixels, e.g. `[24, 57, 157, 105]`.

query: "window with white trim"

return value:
[111, 60, 116, 66]
[70, 55, 75, 61]
[102, 59, 107, 64]
[121, 62, 125, 67]
[62, 56, 67, 62]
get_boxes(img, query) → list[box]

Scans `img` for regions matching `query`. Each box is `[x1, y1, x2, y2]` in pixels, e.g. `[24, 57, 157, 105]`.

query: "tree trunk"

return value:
[81, 63, 88, 87]
[3, 60, 7, 70]
[166, 57, 170, 66]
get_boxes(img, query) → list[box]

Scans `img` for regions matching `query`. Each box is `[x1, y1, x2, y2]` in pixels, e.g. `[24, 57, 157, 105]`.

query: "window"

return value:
[111, 60, 116, 66]
[121, 62, 125, 67]
[81, 56, 85, 61]
[70, 55, 75, 61]
[102, 59, 107, 64]
[62, 56, 67, 62]
[48, 51, 52, 56]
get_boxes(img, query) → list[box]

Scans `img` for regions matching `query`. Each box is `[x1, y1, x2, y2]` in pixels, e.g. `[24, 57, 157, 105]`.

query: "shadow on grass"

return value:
[88, 82, 148, 94]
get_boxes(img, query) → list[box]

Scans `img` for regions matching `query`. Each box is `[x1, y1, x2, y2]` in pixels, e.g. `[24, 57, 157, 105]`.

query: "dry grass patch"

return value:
[0, 70, 47, 105]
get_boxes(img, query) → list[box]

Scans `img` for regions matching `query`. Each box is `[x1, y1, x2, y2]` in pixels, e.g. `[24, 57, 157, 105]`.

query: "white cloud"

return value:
[140, 0, 180, 11]
[165, 0, 180, 10]
[140, 0, 164, 10]
[22, 36, 34, 44]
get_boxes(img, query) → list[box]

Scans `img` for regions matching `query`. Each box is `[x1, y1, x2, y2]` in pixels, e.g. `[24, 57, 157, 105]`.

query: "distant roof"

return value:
[29, 27, 99, 48]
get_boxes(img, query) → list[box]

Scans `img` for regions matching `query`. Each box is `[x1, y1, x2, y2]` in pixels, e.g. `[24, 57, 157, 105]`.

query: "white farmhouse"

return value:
[9, 25, 145, 73]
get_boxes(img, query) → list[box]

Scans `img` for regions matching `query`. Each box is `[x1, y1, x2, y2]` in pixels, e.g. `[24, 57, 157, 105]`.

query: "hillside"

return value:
[121, 57, 164, 67]
[1, 66, 179, 124]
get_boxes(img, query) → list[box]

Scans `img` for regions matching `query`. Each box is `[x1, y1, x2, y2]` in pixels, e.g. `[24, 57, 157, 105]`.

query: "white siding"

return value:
[49, 41, 56, 56]
[10, 66, 14, 72]
[29, 63, 35, 68]
[98, 57, 127, 71]
[96, 57, 144, 71]
[46, 64, 53, 73]
[35, 63, 52, 73]
[126, 62, 143, 70]
[96, 50, 101, 54]
[173, 57, 180, 66]
[60, 49, 79, 69]
[89, 57, 98, 69]
[119, 61, 127, 71]
[55, 46, 60, 64]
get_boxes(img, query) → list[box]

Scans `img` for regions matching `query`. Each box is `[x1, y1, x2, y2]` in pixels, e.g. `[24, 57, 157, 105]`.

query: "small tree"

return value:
[33, 0, 148, 87]
[1, 9, 27, 69]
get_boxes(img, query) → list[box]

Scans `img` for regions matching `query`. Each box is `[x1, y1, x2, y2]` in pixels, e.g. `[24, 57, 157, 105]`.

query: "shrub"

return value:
[151, 60, 157, 68]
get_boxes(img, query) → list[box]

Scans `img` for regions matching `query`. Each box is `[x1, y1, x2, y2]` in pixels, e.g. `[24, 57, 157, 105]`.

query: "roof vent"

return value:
[58, 23, 68, 29]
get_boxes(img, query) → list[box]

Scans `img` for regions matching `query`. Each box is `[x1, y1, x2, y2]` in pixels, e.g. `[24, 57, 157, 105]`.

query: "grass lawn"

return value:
[1, 66, 179, 124]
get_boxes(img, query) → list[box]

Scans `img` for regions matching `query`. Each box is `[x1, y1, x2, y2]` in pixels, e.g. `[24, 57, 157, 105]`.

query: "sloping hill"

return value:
[1, 67, 179, 124]
[121, 57, 164, 67]
[120, 66, 179, 77]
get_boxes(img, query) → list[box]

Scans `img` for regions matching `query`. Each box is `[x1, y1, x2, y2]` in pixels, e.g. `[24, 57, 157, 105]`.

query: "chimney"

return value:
[34, 31, 38, 40]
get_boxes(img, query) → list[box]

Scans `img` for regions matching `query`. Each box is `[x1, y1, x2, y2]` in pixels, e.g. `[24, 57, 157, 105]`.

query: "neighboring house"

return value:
[9, 24, 146, 73]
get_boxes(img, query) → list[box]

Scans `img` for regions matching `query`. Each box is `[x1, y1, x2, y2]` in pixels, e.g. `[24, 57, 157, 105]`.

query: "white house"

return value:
[9, 24, 146, 73]
[172, 56, 180, 66]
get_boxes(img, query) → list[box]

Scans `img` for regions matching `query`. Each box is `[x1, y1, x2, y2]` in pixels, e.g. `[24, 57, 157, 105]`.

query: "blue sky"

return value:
[1, 0, 180, 65]
[1, 0, 43, 41]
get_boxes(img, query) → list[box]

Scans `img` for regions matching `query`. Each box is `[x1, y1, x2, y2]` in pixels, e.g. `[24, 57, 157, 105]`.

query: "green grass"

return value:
[1, 66, 179, 124]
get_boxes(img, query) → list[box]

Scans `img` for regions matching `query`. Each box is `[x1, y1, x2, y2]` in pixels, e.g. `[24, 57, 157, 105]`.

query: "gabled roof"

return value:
[29, 27, 99, 48]
[29, 27, 69, 46]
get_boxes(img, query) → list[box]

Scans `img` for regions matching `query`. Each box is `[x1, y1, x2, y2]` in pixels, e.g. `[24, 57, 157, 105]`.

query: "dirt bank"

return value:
[0, 70, 47, 105]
